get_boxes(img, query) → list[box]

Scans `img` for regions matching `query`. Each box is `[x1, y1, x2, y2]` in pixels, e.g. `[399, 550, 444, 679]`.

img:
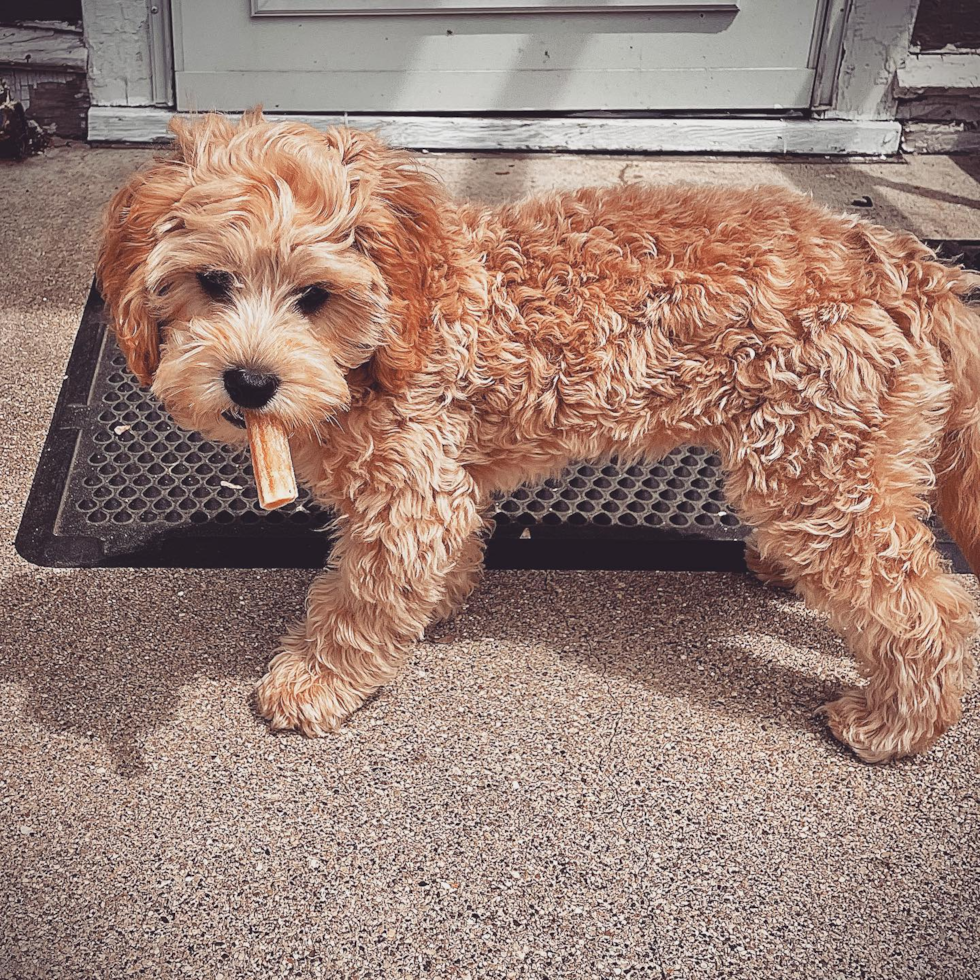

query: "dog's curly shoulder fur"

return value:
[98, 111, 980, 762]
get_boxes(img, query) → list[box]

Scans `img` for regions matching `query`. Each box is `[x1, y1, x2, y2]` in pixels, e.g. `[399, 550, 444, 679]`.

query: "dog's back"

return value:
[457, 184, 980, 507]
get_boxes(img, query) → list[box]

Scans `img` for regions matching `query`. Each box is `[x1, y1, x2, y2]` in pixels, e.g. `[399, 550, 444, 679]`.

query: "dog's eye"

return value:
[196, 269, 235, 301]
[296, 284, 330, 316]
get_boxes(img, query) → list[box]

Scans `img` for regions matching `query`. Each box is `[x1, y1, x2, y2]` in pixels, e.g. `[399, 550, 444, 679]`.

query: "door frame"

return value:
[84, 0, 917, 154]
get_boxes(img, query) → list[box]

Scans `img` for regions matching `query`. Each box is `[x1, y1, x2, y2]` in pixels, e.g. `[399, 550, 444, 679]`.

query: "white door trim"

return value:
[88, 106, 901, 155]
[252, 0, 737, 14]
[147, 0, 174, 107]
[809, 0, 847, 110]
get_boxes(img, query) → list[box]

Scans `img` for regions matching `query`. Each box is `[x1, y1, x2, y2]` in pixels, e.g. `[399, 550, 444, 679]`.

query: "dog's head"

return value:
[97, 109, 444, 442]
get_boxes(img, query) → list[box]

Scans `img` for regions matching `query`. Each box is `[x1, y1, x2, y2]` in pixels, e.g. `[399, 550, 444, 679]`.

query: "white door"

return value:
[172, 0, 828, 113]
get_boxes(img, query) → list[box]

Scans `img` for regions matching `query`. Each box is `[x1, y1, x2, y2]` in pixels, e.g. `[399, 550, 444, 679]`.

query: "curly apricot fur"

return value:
[99, 111, 980, 762]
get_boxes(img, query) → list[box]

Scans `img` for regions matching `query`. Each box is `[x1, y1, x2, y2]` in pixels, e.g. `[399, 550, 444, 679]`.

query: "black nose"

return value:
[223, 368, 280, 409]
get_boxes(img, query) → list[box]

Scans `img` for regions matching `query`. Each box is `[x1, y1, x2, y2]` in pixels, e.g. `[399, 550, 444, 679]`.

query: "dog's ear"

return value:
[325, 128, 447, 393]
[96, 112, 244, 385]
[96, 157, 190, 384]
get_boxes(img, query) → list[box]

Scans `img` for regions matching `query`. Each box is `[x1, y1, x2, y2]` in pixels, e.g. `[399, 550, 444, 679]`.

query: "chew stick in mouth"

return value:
[243, 410, 298, 511]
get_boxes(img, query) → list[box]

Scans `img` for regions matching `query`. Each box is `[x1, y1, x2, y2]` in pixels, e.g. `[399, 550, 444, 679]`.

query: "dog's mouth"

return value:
[222, 409, 247, 430]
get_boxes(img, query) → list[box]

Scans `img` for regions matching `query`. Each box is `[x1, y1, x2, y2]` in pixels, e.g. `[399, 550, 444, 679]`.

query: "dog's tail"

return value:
[934, 262, 980, 575]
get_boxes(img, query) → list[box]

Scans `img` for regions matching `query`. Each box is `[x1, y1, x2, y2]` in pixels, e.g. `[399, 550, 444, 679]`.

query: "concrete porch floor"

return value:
[2, 145, 980, 980]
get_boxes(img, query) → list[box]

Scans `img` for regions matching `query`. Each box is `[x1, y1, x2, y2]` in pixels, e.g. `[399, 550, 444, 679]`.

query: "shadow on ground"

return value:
[0, 566, 310, 773]
[446, 569, 851, 737]
[0, 564, 856, 773]
[777, 157, 980, 242]
[952, 154, 980, 186]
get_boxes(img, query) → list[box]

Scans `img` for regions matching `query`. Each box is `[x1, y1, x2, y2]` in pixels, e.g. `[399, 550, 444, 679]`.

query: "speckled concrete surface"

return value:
[1, 145, 980, 980]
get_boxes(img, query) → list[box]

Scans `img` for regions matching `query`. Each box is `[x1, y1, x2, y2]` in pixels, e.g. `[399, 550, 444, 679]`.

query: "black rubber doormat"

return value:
[17, 239, 979, 572]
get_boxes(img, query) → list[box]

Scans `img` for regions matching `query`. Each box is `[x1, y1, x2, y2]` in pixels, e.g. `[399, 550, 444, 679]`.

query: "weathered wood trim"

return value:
[0, 25, 87, 72]
[12, 21, 84, 33]
[902, 121, 980, 153]
[828, 0, 922, 121]
[898, 94, 980, 123]
[80, 0, 153, 106]
[89, 106, 902, 155]
[897, 52, 980, 93]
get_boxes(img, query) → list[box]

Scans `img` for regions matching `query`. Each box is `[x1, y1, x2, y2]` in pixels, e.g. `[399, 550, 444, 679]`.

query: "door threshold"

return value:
[87, 106, 901, 156]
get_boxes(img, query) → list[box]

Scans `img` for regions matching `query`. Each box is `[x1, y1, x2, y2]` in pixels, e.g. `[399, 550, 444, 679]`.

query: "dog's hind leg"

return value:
[936, 448, 980, 576]
[934, 291, 980, 576]
[937, 435, 980, 576]
[742, 460, 976, 763]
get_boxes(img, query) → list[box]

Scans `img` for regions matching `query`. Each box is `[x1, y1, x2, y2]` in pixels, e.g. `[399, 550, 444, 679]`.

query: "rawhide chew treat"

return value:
[243, 410, 298, 510]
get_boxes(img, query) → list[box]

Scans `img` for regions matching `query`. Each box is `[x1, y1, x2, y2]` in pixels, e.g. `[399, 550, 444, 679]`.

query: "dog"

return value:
[97, 110, 980, 763]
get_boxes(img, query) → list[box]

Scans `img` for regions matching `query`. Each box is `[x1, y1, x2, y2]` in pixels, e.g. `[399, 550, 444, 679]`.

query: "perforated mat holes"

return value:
[73, 352, 746, 536]
[491, 450, 741, 532]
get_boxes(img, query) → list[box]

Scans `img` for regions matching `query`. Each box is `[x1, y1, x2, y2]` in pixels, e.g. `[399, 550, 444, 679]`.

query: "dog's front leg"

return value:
[255, 449, 482, 735]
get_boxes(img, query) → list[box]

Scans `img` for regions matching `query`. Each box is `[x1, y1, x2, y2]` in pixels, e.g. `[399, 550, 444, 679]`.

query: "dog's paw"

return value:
[255, 648, 368, 736]
[430, 590, 468, 625]
[430, 564, 483, 624]
[819, 688, 941, 763]
[744, 539, 794, 591]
